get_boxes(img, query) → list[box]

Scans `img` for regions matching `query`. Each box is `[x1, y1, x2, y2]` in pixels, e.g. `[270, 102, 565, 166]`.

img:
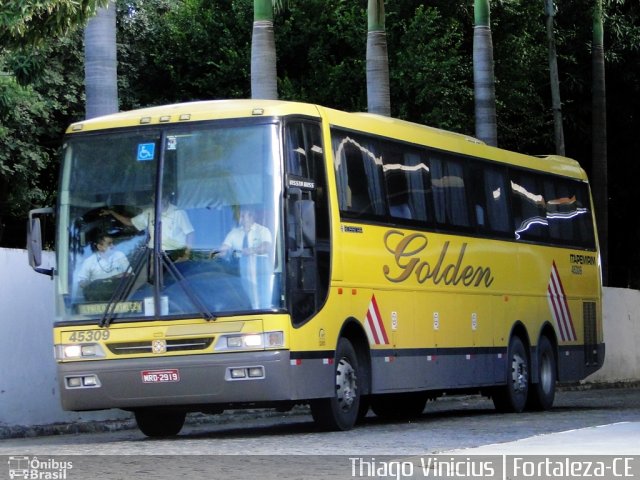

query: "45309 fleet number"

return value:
[68, 330, 110, 342]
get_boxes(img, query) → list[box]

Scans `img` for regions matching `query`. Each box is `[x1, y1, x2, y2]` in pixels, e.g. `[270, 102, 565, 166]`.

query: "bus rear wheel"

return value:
[492, 335, 529, 413]
[134, 409, 186, 437]
[527, 335, 556, 410]
[310, 337, 361, 431]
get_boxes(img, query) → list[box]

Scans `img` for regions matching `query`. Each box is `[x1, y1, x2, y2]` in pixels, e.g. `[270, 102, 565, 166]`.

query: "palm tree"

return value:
[544, 0, 565, 156]
[473, 0, 497, 146]
[84, 0, 118, 119]
[366, 0, 390, 117]
[591, 0, 608, 284]
[251, 0, 278, 99]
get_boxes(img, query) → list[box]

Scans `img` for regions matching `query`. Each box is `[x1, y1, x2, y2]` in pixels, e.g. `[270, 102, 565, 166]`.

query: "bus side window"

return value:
[482, 166, 511, 235]
[381, 143, 431, 223]
[332, 132, 385, 217]
[573, 183, 596, 248]
[545, 178, 596, 249]
[544, 177, 571, 243]
[384, 150, 413, 220]
[403, 152, 431, 223]
[511, 171, 548, 241]
[430, 154, 471, 228]
[387, 170, 413, 219]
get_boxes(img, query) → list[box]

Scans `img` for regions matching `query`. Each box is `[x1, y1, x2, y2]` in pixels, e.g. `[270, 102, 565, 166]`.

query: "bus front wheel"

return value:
[134, 409, 186, 437]
[310, 337, 361, 431]
[492, 335, 529, 413]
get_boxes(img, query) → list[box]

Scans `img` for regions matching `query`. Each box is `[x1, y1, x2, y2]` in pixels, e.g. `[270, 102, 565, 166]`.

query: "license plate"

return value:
[141, 369, 180, 383]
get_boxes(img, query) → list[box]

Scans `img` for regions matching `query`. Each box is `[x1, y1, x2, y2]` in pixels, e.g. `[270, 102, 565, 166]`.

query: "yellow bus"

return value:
[28, 100, 604, 436]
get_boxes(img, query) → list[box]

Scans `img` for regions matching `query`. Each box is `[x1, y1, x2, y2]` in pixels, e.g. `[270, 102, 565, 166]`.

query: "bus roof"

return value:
[67, 99, 322, 133]
[67, 99, 587, 181]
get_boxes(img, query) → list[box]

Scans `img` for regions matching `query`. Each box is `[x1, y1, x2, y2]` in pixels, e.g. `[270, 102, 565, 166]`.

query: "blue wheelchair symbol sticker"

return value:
[137, 143, 155, 161]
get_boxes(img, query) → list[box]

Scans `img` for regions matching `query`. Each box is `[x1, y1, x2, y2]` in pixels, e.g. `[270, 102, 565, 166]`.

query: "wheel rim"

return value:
[511, 352, 528, 393]
[336, 357, 357, 412]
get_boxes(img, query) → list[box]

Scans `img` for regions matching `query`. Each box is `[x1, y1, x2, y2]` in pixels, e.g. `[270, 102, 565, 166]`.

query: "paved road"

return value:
[1, 386, 639, 479]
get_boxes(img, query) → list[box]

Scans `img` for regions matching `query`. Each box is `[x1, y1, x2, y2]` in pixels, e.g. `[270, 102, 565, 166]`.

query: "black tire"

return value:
[134, 409, 186, 437]
[492, 335, 529, 413]
[310, 338, 361, 431]
[527, 335, 557, 411]
[357, 395, 371, 424]
[371, 393, 427, 419]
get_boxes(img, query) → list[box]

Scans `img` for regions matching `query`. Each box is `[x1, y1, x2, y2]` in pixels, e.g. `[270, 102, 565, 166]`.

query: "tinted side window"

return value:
[511, 171, 548, 241]
[430, 153, 471, 228]
[469, 162, 511, 235]
[332, 131, 385, 218]
[381, 142, 431, 223]
[544, 177, 596, 249]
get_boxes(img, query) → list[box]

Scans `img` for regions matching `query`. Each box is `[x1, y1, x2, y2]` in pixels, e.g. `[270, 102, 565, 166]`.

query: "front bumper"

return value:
[58, 350, 294, 411]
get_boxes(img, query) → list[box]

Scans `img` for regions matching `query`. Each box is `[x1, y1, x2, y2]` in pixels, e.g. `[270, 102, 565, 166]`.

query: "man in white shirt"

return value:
[219, 206, 273, 309]
[78, 234, 130, 299]
[102, 193, 194, 261]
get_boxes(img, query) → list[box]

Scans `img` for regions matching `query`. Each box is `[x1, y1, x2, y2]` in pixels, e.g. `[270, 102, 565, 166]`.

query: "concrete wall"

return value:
[0, 248, 131, 432]
[0, 248, 637, 431]
[586, 287, 640, 383]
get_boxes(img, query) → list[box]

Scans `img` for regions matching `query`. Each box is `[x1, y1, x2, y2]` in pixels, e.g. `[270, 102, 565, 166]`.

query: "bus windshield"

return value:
[56, 121, 283, 322]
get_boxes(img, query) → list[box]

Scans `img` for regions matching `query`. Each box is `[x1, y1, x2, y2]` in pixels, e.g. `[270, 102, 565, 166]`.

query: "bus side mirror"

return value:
[27, 207, 55, 277]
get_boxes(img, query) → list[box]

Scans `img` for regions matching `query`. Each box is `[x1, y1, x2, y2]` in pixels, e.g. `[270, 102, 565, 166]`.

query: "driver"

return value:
[217, 206, 273, 309]
[101, 192, 194, 261]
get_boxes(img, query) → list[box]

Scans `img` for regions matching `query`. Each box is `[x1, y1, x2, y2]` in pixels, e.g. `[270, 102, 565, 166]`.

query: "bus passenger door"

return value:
[284, 121, 331, 325]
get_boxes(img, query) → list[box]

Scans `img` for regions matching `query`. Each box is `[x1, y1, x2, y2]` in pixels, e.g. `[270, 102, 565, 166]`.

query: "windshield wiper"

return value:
[99, 247, 216, 327]
[157, 250, 215, 322]
[99, 244, 149, 327]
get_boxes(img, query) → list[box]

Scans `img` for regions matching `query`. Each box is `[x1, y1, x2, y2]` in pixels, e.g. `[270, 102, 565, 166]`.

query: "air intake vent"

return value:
[583, 302, 598, 366]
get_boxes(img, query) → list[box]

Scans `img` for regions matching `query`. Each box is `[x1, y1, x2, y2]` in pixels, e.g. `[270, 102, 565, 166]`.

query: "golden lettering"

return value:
[382, 231, 494, 288]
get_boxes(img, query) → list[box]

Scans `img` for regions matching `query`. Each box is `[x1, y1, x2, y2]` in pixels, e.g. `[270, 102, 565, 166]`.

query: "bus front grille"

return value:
[106, 337, 214, 355]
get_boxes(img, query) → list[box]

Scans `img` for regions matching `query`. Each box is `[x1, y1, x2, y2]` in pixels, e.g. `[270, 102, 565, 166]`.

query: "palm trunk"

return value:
[84, 0, 118, 119]
[251, 0, 278, 100]
[545, 0, 565, 156]
[366, 0, 391, 117]
[473, 0, 497, 147]
[592, 0, 608, 284]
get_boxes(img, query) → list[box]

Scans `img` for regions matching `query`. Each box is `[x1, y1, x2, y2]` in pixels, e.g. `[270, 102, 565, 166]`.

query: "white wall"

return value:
[586, 287, 640, 383]
[0, 248, 637, 430]
[0, 248, 131, 429]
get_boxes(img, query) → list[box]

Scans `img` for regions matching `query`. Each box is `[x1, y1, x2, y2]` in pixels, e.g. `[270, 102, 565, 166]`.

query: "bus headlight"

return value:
[215, 331, 284, 351]
[56, 343, 105, 360]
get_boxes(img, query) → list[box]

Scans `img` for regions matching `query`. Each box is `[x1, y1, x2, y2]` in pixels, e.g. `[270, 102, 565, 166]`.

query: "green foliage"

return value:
[0, 73, 49, 215]
[118, 0, 252, 108]
[0, 0, 108, 49]
[388, 4, 472, 133]
[0, 0, 639, 286]
[276, 0, 367, 111]
[0, 33, 85, 244]
[491, 0, 550, 153]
